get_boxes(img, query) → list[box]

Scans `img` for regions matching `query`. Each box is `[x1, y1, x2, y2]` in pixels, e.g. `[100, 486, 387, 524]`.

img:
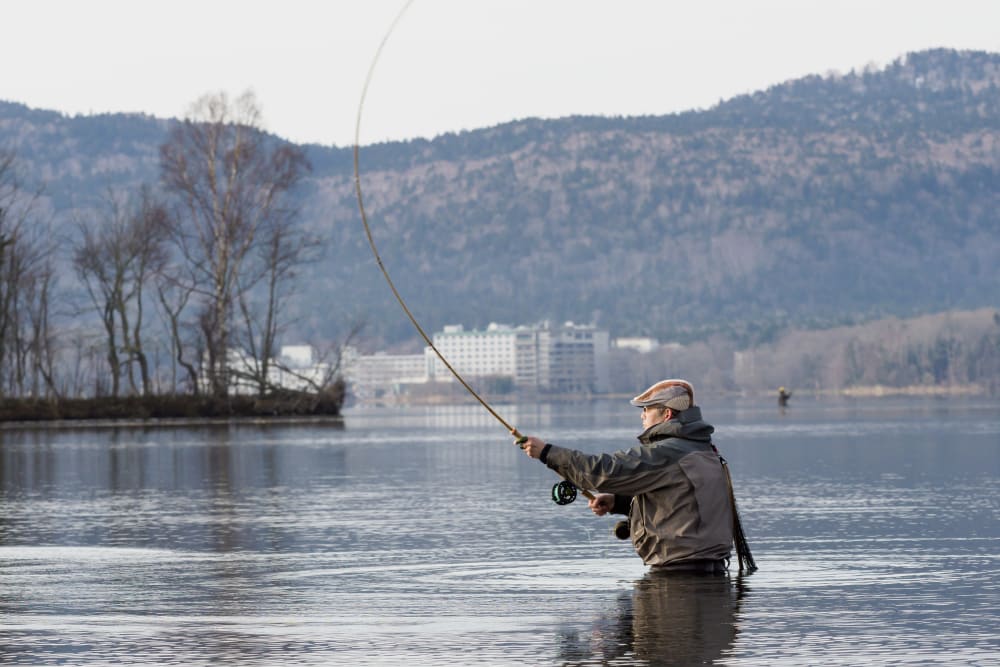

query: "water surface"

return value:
[1, 397, 998, 665]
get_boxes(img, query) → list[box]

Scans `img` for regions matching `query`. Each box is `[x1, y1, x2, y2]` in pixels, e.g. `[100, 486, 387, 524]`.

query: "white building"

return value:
[203, 345, 332, 395]
[428, 321, 610, 393]
[428, 323, 518, 380]
[613, 336, 660, 354]
[269, 345, 333, 392]
[345, 350, 429, 399]
[341, 321, 611, 399]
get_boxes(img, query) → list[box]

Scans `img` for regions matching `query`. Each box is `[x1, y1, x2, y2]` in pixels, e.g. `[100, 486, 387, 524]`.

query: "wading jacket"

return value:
[543, 407, 734, 567]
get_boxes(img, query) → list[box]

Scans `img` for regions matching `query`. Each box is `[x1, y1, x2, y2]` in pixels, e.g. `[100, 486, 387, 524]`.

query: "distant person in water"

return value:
[778, 386, 792, 407]
[517, 379, 752, 573]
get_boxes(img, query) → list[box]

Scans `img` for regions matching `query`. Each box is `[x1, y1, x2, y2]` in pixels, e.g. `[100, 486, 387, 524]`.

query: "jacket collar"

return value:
[637, 406, 715, 444]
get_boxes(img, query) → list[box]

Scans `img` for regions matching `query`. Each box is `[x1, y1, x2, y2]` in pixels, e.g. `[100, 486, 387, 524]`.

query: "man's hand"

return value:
[516, 435, 547, 459]
[588, 493, 615, 516]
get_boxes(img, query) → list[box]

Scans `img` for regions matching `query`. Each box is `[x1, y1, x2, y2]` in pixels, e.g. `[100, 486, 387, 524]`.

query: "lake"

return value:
[1, 396, 998, 666]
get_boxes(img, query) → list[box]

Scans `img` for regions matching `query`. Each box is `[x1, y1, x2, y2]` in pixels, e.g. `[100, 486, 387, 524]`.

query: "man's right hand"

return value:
[516, 435, 547, 459]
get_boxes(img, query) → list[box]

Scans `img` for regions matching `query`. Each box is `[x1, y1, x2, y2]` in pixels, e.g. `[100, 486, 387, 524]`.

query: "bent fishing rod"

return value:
[352, 0, 593, 507]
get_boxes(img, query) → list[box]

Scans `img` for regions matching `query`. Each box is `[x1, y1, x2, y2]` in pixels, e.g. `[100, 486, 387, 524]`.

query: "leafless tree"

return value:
[73, 187, 170, 397]
[233, 198, 319, 395]
[0, 149, 59, 398]
[159, 91, 310, 398]
[154, 265, 201, 395]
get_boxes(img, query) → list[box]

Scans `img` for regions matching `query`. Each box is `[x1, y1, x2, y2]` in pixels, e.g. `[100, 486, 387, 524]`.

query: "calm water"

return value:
[1, 397, 998, 666]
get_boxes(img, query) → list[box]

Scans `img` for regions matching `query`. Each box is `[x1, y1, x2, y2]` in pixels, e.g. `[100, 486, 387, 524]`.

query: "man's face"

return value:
[640, 405, 669, 430]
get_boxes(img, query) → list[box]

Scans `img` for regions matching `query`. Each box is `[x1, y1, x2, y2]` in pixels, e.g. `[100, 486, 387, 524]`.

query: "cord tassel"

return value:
[721, 457, 757, 573]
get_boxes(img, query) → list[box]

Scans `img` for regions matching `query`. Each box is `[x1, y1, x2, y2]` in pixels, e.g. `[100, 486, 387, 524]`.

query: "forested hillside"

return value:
[306, 48, 1000, 346]
[1, 48, 997, 354]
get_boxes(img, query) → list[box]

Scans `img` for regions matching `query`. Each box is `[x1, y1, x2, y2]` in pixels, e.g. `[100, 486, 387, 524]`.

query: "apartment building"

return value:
[428, 321, 609, 393]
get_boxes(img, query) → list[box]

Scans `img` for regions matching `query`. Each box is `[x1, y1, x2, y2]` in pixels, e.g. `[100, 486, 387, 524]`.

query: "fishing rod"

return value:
[351, 0, 594, 505]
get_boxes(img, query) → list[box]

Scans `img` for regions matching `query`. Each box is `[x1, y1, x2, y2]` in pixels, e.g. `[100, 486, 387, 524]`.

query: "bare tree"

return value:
[73, 187, 170, 397]
[154, 265, 201, 395]
[0, 149, 58, 398]
[233, 198, 318, 395]
[159, 91, 310, 398]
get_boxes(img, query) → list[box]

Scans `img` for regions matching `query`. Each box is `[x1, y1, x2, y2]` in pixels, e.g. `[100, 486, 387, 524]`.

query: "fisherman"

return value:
[778, 386, 792, 407]
[518, 379, 749, 573]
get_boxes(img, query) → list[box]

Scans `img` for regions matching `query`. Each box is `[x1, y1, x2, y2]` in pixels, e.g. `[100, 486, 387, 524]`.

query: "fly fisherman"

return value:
[518, 379, 754, 573]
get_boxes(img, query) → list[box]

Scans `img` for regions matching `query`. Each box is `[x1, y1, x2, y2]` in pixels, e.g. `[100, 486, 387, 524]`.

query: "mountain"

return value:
[2, 48, 998, 349]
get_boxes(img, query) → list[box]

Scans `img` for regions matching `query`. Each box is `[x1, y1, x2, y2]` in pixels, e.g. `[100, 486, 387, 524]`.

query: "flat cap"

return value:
[630, 379, 694, 411]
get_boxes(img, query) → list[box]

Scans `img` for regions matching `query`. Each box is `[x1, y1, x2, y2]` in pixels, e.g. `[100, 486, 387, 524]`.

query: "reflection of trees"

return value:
[0, 423, 343, 552]
[557, 572, 750, 666]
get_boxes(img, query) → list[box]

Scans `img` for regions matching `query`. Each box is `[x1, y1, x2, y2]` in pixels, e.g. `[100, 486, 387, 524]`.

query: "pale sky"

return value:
[3, 0, 998, 148]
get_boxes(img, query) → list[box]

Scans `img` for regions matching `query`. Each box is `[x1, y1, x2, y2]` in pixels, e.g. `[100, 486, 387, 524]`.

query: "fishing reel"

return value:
[550, 480, 631, 540]
[551, 480, 578, 505]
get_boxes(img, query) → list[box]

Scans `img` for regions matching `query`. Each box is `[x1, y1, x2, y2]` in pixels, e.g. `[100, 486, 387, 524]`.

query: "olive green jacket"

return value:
[543, 407, 734, 567]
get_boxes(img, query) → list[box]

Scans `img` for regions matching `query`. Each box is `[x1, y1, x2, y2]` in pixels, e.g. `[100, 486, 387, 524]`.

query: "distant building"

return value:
[429, 321, 610, 394]
[518, 321, 609, 393]
[428, 323, 519, 380]
[341, 321, 611, 400]
[202, 345, 333, 395]
[279, 345, 315, 368]
[345, 350, 429, 400]
[613, 337, 660, 354]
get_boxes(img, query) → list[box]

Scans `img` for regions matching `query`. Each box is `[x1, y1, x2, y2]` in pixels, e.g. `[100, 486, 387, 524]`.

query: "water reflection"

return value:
[558, 572, 748, 666]
[0, 424, 350, 553]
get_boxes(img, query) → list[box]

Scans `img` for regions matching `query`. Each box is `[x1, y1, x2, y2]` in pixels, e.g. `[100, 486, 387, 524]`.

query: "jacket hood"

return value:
[638, 406, 715, 444]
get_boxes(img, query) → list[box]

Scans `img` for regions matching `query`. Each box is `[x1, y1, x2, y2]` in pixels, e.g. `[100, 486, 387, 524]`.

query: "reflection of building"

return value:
[342, 322, 610, 399]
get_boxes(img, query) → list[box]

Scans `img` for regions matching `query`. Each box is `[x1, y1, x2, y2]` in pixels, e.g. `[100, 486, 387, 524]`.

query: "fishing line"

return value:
[352, 0, 519, 437]
[352, 0, 595, 503]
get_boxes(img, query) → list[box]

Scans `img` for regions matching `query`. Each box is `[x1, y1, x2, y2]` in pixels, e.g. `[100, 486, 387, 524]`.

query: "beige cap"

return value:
[630, 379, 694, 411]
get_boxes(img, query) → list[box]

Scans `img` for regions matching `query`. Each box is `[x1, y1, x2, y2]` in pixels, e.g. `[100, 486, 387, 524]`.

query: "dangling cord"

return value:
[721, 456, 757, 572]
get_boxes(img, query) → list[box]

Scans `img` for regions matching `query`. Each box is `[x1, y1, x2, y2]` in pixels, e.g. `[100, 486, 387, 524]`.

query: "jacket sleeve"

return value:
[611, 493, 632, 515]
[543, 443, 683, 496]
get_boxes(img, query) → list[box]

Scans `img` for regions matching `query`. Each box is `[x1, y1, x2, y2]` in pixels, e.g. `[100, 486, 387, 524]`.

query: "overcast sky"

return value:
[3, 0, 998, 147]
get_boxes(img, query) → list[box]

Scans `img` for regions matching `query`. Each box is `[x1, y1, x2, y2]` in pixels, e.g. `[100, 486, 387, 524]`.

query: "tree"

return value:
[232, 167, 318, 396]
[0, 149, 59, 398]
[159, 91, 311, 398]
[73, 186, 170, 397]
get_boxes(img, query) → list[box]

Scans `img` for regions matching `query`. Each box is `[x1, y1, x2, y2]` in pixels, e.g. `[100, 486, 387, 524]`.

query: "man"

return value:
[778, 386, 792, 407]
[518, 379, 737, 573]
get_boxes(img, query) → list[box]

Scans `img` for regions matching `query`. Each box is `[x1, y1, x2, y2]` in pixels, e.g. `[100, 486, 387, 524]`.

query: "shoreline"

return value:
[0, 391, 345, 430]
[0, 414, 345, 431]
[348, 382, 993, 406]
[0, 383, 991, 428]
